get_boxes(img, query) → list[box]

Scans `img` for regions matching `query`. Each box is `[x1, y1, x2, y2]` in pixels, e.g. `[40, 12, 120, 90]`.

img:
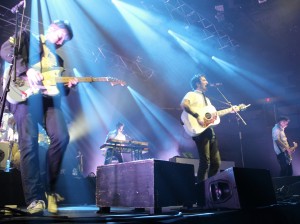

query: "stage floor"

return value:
[1, 169, 300, 223]
[1, 202, 300, 224]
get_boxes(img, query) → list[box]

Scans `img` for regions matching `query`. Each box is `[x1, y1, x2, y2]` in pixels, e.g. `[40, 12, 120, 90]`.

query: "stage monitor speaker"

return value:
[199, 167, 277, 209]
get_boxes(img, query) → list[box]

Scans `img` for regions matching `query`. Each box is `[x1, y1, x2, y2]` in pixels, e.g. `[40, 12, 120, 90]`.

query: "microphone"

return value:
[11, 0, 25, 14]
[209, 82, 223, 87]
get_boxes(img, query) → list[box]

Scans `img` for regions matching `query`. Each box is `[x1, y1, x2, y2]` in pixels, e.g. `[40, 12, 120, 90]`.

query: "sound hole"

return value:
[205, 113, 212, 120]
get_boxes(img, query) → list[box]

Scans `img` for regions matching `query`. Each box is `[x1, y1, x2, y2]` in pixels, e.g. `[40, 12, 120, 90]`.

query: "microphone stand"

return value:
[0, 3, 23, 172]
[215, 87, 247, 168]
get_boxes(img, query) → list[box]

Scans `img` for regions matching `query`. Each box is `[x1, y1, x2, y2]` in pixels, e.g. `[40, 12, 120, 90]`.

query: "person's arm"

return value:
[273, 128, 290, 152]
[181, 99, 199, 119]
[275, 139, 289, 151]
[105, 131, 116, 142]
[180, 98, 204, 126]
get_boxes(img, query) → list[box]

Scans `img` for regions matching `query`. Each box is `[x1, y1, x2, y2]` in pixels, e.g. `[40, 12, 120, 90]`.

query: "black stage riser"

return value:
[96, 159, 196, 212]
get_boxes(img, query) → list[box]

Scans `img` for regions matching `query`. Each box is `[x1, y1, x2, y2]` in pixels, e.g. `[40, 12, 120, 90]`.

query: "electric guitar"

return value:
[181, 104, 250, 137]
[285, 142, 298, 165]
[3, 66, 126, 104]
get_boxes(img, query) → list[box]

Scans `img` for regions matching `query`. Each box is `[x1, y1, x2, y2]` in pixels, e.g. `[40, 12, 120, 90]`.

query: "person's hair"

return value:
[116, 122, 124, 129]
[277, 116, 290, 123]
[50, 20, 73, 40]
[190, 74, 205, 90]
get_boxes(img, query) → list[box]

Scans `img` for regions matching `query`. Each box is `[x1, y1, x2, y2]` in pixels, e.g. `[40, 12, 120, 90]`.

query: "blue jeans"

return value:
[11, 95, 70, 205]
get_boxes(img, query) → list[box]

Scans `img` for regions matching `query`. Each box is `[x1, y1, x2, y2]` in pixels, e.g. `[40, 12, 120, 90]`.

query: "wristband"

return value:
[193, 113, 199, 118]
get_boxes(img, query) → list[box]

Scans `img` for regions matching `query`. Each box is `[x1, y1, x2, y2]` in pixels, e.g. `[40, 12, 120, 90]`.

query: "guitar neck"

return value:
[217, 107, 233, 117]
[55, 77, 111, 83]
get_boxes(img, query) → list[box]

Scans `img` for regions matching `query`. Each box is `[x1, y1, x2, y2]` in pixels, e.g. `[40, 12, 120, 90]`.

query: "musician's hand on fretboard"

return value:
[231, 105, 240, 113]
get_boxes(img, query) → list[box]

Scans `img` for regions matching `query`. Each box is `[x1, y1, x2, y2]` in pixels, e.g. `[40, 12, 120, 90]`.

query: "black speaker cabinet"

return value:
[199, 167, 277, 209]
[96, 159, 196, 211]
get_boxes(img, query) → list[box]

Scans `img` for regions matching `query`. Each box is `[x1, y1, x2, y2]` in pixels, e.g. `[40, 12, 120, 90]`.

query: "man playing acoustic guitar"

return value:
[180, 74, 245, 183]
[272, 116, 298, 177]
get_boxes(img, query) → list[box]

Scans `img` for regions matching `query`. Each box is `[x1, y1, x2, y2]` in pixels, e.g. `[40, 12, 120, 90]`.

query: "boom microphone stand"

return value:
[0, 1, 26, 171]
[215, 86, 248, 168]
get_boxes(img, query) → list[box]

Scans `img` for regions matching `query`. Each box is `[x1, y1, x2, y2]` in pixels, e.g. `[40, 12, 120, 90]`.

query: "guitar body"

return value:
[284, 151, 292, 165]
[3, 67, 63, 104]
[181, 105, 220, 137]
[6, 76, 31, 104]
[40, 68, 64, 96]
[284, 142, 298, 165]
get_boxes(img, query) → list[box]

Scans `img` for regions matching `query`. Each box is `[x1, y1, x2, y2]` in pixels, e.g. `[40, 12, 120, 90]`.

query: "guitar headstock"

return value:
[292, 141, 298, 148]
[238, 104, 251, 111]
[107, 77, 127, 87]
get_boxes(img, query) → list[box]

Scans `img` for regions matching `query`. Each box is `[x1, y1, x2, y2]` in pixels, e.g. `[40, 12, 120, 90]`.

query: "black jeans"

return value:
[277, 152, 293, 177]
[193, 128, 221, 183]
[12, 96, 70, 205]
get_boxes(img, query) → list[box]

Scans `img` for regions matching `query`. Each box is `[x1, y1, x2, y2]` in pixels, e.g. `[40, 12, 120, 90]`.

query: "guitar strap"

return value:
[202, 92, 208, 106]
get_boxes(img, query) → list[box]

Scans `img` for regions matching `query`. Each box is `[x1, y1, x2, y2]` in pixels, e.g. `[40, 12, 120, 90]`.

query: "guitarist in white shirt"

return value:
[180, 74, 221, 183]
[272, 116, 298, 177]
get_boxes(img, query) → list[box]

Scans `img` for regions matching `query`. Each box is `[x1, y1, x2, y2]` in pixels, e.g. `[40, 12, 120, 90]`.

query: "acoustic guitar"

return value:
[181, 104, 250, 137]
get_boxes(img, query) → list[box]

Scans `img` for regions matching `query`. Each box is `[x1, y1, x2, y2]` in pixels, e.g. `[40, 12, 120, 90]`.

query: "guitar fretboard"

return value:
[55, 77, 110, 83]
[217, 107, 234, 117]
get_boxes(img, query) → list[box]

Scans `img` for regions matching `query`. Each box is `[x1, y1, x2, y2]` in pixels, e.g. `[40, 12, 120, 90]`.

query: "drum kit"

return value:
[0, 112, 19, 171]
[0, 112, 50, 171]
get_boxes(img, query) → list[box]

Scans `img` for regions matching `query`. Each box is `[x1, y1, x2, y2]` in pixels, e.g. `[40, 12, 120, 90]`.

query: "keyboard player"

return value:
[104, 122, 126, 165]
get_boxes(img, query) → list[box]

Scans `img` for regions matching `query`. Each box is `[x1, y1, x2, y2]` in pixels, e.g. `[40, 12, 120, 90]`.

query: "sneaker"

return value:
[27, 200, 45, 214]
[47, 193, 58, 214]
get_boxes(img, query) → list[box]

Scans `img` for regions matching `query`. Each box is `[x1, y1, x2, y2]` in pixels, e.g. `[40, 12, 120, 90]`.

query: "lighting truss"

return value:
[0, 4, 31, 37]
[0, 4, 154, 81]
[162, 0, 239, 50]
[92, 47, 154, 81]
